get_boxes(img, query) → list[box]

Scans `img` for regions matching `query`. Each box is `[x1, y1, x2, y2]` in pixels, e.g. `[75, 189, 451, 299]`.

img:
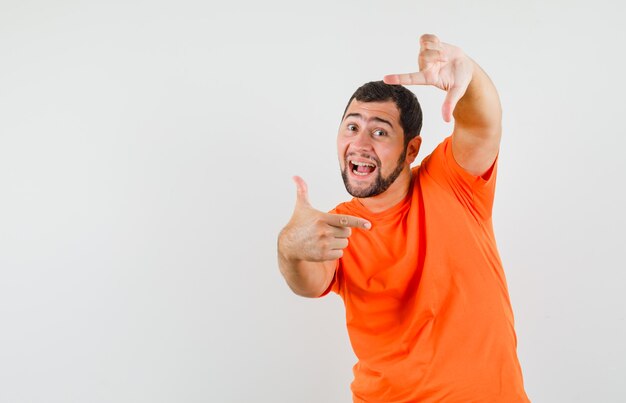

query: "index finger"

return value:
[325, 213, 371, 230]
[383, 72, 427, 86]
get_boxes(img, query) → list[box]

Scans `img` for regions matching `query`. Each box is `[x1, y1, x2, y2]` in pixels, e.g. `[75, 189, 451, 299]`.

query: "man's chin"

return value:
[344, 181, 378, 198]
[341, 169, 383, 198]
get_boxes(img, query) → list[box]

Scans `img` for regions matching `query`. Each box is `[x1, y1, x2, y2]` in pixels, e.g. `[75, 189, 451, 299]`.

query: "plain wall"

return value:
[1, 0, 625, 402]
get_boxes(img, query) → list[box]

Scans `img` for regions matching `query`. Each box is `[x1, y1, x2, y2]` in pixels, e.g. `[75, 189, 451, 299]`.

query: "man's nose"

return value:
[351, 132, 373, 151]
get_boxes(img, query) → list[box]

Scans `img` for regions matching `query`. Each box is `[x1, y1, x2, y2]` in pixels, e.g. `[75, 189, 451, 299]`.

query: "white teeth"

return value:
[353, 170, 369, 176]
[350, 160, 375, 167]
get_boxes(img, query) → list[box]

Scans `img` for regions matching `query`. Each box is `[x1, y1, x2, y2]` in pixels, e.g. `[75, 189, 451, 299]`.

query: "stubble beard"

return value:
[341, 148, 407, 198]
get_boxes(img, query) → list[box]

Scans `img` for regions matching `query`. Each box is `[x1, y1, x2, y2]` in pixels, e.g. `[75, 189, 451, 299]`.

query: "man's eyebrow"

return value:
[344, 113, 395, 129]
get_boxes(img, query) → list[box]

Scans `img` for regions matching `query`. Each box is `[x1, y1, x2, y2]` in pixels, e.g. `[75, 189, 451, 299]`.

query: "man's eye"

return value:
[373, 129, 386, 136]
[347, 124, 357, 131]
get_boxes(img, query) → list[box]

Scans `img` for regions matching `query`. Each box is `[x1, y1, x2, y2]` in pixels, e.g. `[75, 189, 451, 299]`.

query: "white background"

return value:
[1, 0, 625, 402]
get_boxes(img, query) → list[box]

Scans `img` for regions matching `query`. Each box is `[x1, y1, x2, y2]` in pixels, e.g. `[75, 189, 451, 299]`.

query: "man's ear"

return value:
[405, 135, 422, 164]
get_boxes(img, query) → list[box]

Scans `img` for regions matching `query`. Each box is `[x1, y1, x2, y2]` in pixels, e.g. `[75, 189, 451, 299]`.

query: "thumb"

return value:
[292, 175, 311, 207]
[441, 83, 466, 123]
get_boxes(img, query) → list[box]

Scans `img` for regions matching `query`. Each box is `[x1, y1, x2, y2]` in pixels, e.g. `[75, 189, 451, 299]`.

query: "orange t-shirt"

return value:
[324, 136, 530, 402]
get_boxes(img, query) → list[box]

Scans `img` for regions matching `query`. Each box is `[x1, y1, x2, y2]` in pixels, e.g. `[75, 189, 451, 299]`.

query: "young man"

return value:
[278, 34, 530, 402]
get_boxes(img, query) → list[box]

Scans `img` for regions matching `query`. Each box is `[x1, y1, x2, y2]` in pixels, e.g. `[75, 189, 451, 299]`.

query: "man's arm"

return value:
[278, 176, 370, 298]
[277, 239, 336, 298]
[450, 60, 501, 176]
[384, 34, 502, 176]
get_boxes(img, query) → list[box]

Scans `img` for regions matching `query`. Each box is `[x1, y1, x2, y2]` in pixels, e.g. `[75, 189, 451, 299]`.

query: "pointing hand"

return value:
[281, 176, 371, 262]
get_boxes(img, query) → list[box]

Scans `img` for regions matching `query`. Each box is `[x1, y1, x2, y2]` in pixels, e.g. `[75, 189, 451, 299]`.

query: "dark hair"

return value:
[342, 81, 423, 146]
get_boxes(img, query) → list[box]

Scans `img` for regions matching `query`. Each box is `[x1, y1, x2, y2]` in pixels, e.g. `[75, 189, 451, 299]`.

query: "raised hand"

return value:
[383, 34, 474, 123]
[280, 176, 371, 263]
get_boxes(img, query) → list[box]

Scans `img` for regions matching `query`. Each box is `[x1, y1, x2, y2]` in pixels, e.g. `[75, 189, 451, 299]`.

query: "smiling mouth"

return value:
[349, 159, 377, 177]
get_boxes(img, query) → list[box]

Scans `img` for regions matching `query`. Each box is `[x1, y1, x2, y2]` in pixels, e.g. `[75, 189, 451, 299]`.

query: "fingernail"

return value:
[364, 222, 371, 230]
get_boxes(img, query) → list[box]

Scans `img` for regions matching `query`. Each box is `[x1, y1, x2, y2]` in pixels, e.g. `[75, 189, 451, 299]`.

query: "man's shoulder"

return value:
[330, 199, 358, 215]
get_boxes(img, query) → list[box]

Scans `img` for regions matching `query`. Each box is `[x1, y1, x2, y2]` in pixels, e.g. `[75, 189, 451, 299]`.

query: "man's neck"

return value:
[357, 167, 413, 213]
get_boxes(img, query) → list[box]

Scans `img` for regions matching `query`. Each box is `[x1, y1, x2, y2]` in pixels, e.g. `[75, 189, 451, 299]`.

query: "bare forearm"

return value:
[277, 231, 334, 298]
[453, 59, 502, 137]
[383, 35, 502, 175]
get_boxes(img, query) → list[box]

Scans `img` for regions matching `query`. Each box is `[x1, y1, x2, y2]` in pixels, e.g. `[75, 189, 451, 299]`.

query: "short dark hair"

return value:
[342, 81, 423, 146]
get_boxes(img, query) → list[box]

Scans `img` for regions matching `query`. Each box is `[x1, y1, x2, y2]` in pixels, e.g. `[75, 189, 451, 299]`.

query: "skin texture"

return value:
[278, 33, 502, 298]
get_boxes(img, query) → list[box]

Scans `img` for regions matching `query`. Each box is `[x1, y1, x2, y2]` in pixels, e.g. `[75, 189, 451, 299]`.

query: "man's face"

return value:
[337, 99, 408, 198]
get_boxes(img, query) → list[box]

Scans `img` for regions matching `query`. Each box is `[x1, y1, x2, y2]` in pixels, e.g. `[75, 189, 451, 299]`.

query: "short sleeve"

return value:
[317, 259, 341, 297]
[421, 136, 498, 220]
